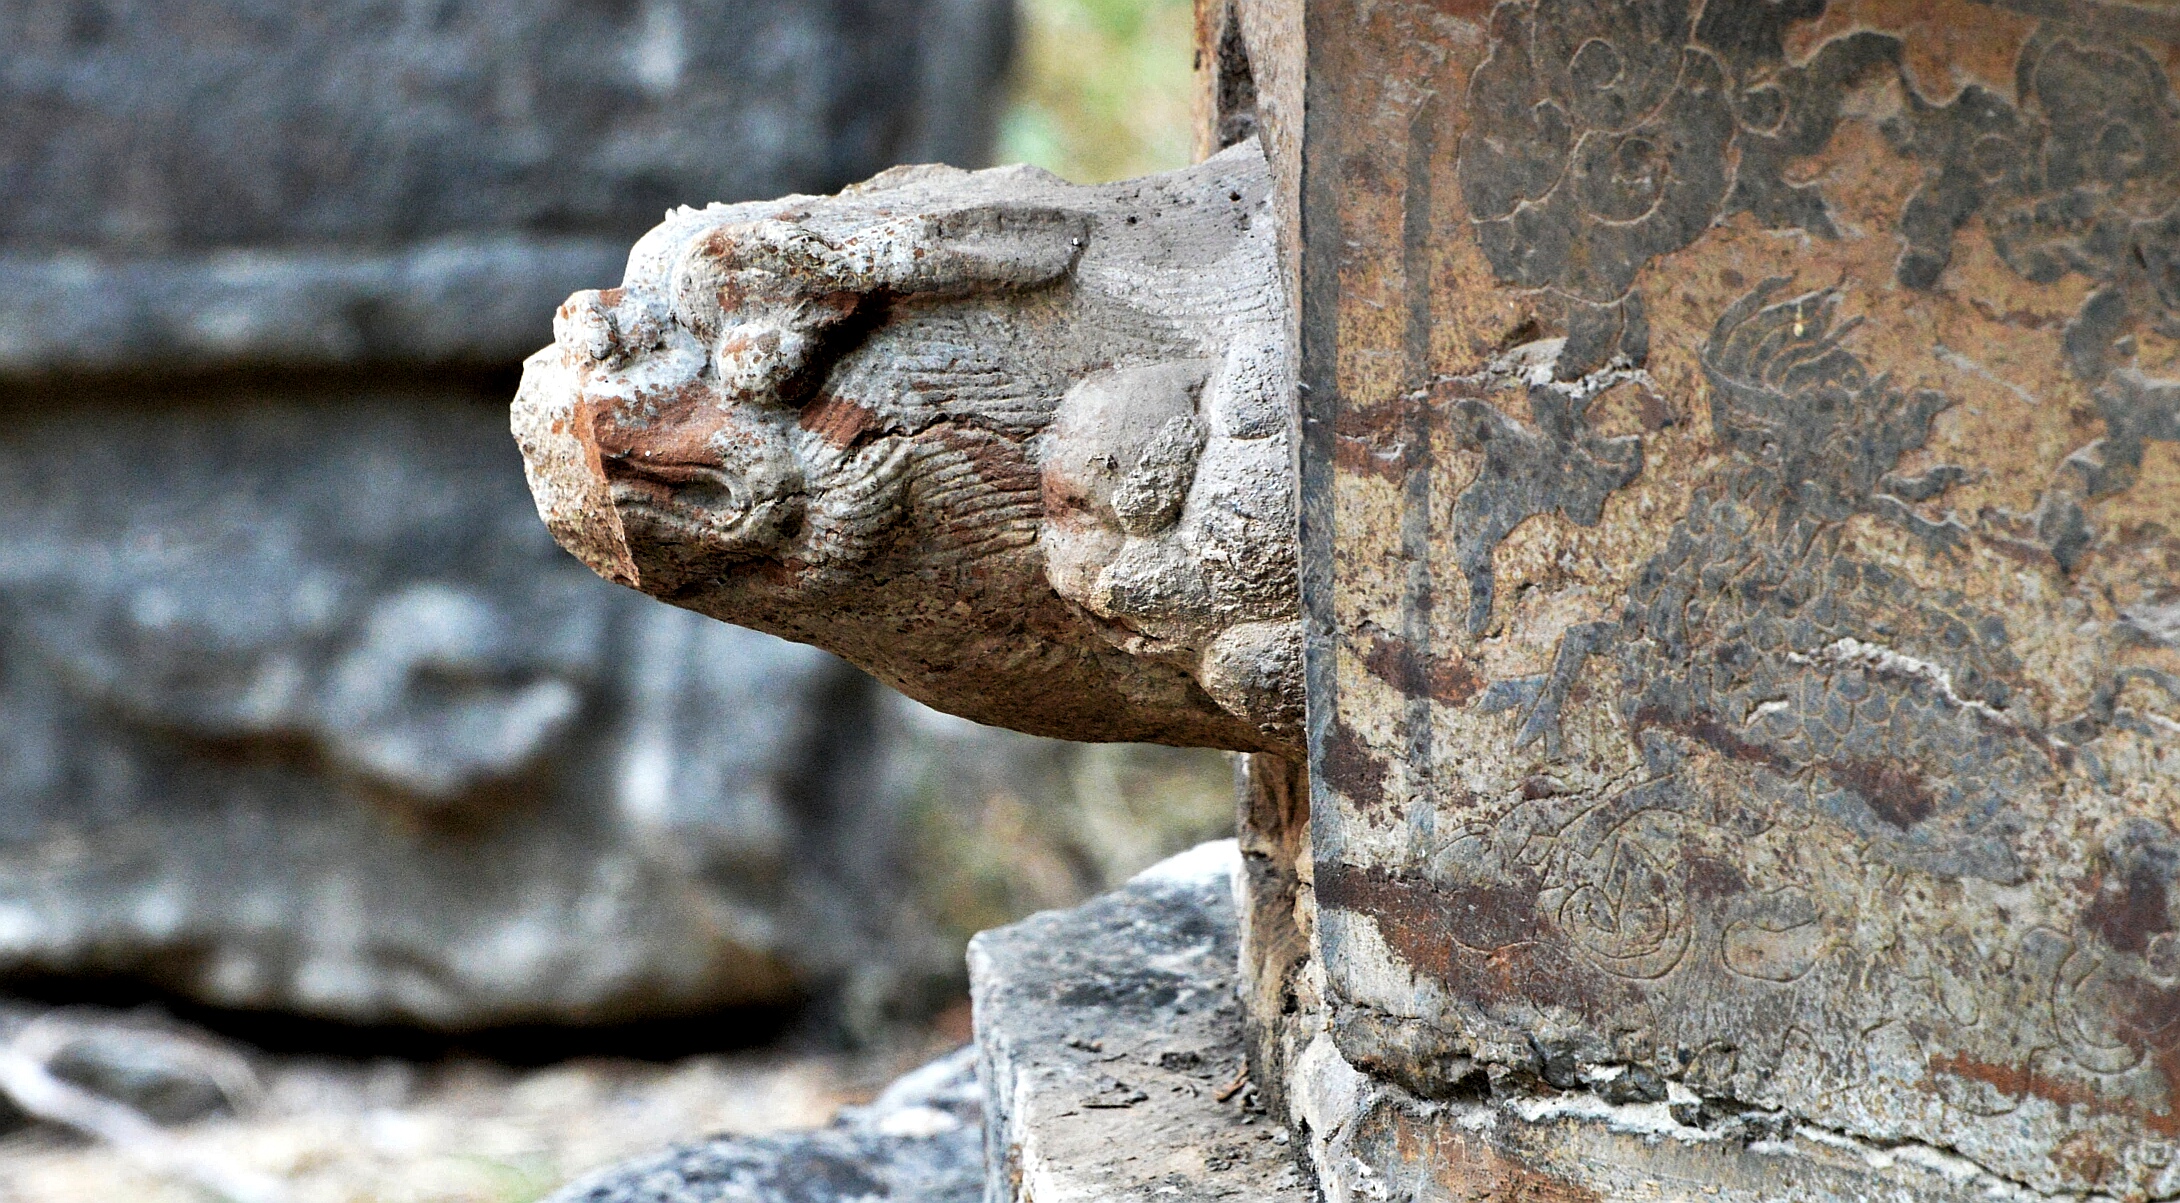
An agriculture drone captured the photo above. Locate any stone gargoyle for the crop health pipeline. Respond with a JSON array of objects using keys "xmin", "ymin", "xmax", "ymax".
[{"xmin": 511, "ymin": 142, "xmax": 1298, "ymax": 753}]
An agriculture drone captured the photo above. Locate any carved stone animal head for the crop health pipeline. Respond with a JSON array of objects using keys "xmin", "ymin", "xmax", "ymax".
[{"xmin": 513, "ymin": 143, "xmax": 1299, "ymax": 753}]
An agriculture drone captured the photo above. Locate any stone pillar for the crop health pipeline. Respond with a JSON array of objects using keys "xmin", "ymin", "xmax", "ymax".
[{"xmin": 1280, "ymin": 1, "xmax": 2180, "ymax": 1198}]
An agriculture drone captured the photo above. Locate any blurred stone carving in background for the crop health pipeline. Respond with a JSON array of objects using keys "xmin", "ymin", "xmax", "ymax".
[{"xmin": 0, "ymin": 0, "xmax": 1229, "ymax": 1035}]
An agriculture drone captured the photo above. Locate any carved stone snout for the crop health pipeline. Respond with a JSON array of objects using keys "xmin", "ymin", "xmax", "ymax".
[{"xmin": 511, "ymin": 142, "xmax": 1300, "ymax": 753}]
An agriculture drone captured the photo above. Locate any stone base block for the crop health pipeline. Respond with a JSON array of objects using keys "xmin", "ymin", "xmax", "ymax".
[{"xmin": 969, "ymin": 840, "xmax": 1309, "ymax": 1202}]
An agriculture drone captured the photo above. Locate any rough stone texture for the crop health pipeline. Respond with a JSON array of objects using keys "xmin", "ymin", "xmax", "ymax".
[
  {"xmin": 1295, "ymin": 0, "xmax": 2180, "ymax": 1198},
  {"xmin": 0, "ymin": 0, "xmax": 1012, "ymax": 374},
  {"xmin": 1290, "ymin": 1028, "xmax": 2069, "ymax": 1203},
  {"xmin": 1196, "ymin": 0, "xmax": 1302, "ymax": 352},
  {"xmin": 969, "ymin": 840, "xmax": 1308, "ymax": 1202},
  {"xmin": 543, "ymin": 1046, "xmax": 982, "ymax": 1203},
  {"xmin": 1229, "ymin": 752, "xmax": 1310, "ymax": 1126},
  {"xmin": 512, "ymin": 142, "xmax": 1302, "ymax": 755}
]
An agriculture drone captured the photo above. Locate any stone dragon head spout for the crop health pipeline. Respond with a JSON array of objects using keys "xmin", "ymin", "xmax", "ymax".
[{"xmin": 512, "ymin": 144, "xmax": 1300, "ymax": 753}]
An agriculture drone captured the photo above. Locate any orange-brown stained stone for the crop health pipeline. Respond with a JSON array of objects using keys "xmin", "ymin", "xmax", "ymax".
[{"xmin": 1300, "ymin": 0, "xmax": 2180, "ymax": 1196}]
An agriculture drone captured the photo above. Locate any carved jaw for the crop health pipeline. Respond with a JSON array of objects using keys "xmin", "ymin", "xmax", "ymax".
[
  {"xmin": 515, "ymin": 192, "xmax": 1092, "ymax": 595},
  {"xmin": 514, "ymin": 280, "xmax": 812, "ymax": 591}
]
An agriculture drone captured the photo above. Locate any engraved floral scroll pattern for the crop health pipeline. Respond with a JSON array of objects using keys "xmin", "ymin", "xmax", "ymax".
[
  {"xmin": 1457, "ymin": 0, "xmax": 1902, "ymax": 378},
  {"xmin": 1889, "ymin": 25, "xmax": 2180, "ymax": 383},
  {"xmin": 1447, "ymin": 9, "xmax": 2179, "ymax": 882}
]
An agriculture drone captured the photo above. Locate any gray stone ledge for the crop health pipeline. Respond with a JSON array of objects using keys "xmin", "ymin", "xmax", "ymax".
[
  {"xmin": 970, "ymin": 840, "xmax": 1311, "ymax": 1203},
  {"xmin": 535, "ymin": 840, "xmax": 1316, "ymax": 1203},
  {"xmin": 0, "ymin": 239, "xmax": 626, "ymax": 376}
]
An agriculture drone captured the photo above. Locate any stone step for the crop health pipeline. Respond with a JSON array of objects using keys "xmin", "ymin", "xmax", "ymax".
[{"xmin": 970, "ymin": 840, "xmax": 1309, "ymax": 1202}]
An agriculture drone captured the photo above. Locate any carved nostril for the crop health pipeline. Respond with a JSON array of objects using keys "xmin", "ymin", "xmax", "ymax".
[{"xmin": 673, "ymin": 477, "xmax": 740, "ymax": 517}]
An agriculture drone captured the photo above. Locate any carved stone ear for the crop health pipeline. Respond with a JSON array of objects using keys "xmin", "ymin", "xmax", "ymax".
[
  {"xmin": 669, "ymin": 221, "xmax": 860, "ymax": 341},
  {"xmin": 852, "ymin": 205, "xmax": 1090, "ymax": 296}
]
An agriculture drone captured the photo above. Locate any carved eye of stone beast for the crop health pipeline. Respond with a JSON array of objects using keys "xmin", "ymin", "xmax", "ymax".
[{"xmin": 512, "ymin": 143, "xmax": 1301, "ymax": 754}]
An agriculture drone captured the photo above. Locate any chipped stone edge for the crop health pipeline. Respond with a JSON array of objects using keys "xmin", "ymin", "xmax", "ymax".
[{"xmin": 1291, "ymin": 1030, "xmax": 2147, "ymax": 1203}]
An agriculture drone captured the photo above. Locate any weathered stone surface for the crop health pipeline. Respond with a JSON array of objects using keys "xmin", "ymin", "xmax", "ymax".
[
  {"xmin": 0, "ymin": 0, "xmax": 1012, "ymax": 374},
  {"xmin": 0, "ymin": 389, "xmax": 835, "ymax": 1024},
  {"xmin": 1228, "ymin": 752, "xmax": 1310, "ymax": 1126},
  {"xmin": 511, "ymin": 142, "xmax": 1301, "ymax": 755},
  {"xmin": 1294, "ymin": 0, "xmax": 2180, "ymax": 1197},
  {"xmin": 969, "ymin": 840, "xmax": 1308, "ymax": 1202},
  {"xmin": 544, "ymin": 1046, "xmax": 982, "ymax": 1203},
  {"xmin": 537, "ymin": 843, "xmax": 1303, "ymax": 1203}
]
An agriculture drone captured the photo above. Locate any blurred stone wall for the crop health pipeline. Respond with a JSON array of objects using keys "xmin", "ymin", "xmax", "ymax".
[
  {"xmin": 0, "ymin": 0, "xmax": 1230, "ymax": 1035},
  {"xmin": 0, "ymin": 0, "xmax": 1013, "ymax": 373}
]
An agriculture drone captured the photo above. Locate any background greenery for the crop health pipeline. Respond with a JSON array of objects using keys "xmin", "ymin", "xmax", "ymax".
[{"xmin": 999, "ymin": 0, "xmax": 1196, "ymax": 183}]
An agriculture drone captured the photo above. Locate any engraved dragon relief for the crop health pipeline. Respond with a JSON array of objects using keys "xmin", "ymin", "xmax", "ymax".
[
  {"xmin": 1606, "ymin": 283, "xmax": 2034, "ymax": 880},
  {"xmin": 512, "ymin": 142, "xmax": 1301, "ymax": 753},
  {"xmin": 1468, "ymin": 284, "xmax": 2039, "ymax": 944},
  {"xmin": 1355, "ymin": 282, "xmax": 2180, "ymax": 1195},
  {"xmin": 1341, "ymin": 281, "xmax": 2024, "ymax": 989}
]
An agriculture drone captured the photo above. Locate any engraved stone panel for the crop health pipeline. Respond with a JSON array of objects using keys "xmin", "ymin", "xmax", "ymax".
[{"xmin": 1300, "ymin": 1, "xmax": 2180, "ymax": 1195}]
